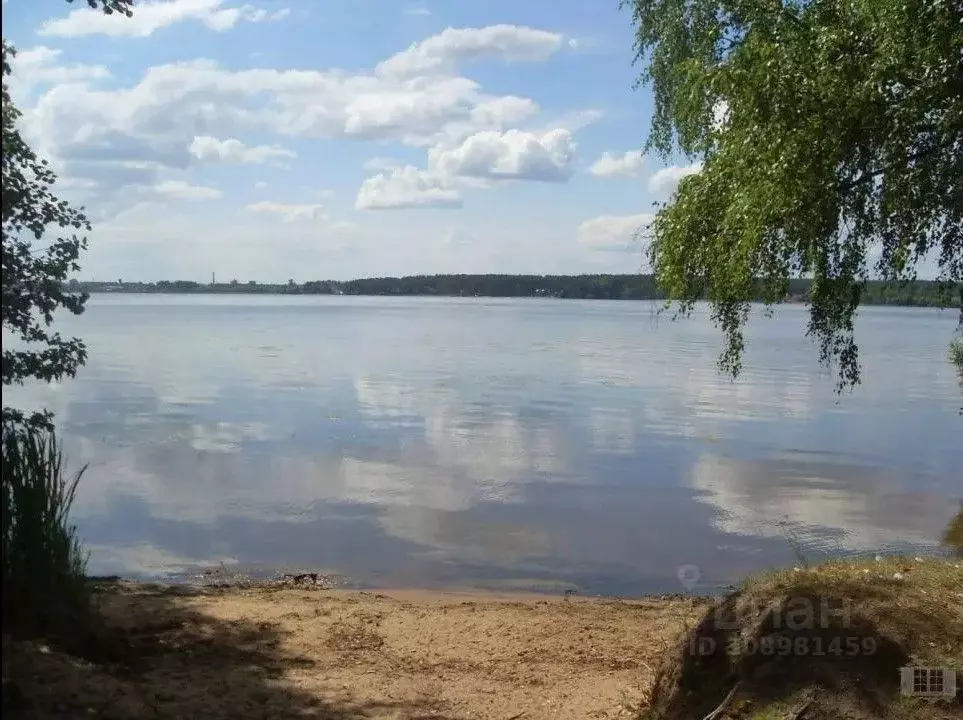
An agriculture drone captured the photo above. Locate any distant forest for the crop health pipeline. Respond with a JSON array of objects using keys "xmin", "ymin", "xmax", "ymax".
[{"xmin": 68, "ymin": 275, "xmax": 960, "ymax": 307}]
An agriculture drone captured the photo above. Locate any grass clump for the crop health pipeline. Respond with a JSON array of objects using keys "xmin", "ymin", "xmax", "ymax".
[
  {"xmin": 1, "ymin": 421, "xmax": 90, "ymax": 642},
  {"xmin": 640, "ymin": 556, "xmax": 963, "ymax": 720}
]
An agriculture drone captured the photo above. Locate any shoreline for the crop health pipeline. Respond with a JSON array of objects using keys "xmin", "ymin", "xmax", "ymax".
[
  {"xmin": 93, "ymin": 574, "xmax": 710, "ymax": 604},
  {"xmin": 87, "ymin": 565, "xmax": 735, "ymax": 601},
  {"xmin": 74, "ymin": 289, "xmax": 960, "ymax": 309}
]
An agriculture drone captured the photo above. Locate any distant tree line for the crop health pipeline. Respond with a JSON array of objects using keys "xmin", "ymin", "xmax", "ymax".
[
  {"xmin": 67, "ymin": 275, "xmax": 959, "ymax": 307},
  {"xmin": 336, "ymin": 274, "xmax": 663, "ymax": 299}
]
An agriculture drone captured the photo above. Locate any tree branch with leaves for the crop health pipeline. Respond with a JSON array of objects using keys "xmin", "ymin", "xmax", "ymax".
[{"xmin": 623, "ymin": 0, "xmax": 962, "ymax": 389}]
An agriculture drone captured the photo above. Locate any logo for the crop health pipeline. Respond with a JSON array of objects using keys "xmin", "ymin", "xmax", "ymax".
[
  {"xmin": 676, "ymin": 564, "xmax": 869, "ymax": 659},
  {"xmin": 900, "ymin": 667, "xmax": 958, "ymax": 699}
]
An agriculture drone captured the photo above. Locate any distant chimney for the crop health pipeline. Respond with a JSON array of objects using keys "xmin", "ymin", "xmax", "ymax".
[{"xmin": 212, "ymin": 272, "xmax": 216, "ymax": 286}]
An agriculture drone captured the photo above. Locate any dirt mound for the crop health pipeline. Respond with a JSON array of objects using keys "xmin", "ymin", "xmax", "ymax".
[{"xmin": 643, "ymin": 557, "xmax": 963, "ymax": 720}]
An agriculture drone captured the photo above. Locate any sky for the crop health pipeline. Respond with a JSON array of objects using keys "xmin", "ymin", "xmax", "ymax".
[{"xmin": 2, "ymin": 0, "xmax": 703, "ymax": 283}]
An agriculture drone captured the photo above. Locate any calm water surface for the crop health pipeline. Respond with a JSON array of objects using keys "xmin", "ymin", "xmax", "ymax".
[{"xmin": 6, "ymin": 295, "xmax": 962, "ymax": 594}]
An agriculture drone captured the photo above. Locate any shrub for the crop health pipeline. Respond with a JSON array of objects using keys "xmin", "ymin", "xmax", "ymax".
[
  {"xmin": 950, "ymin": 337, "xmax": 963, "ymax": 376},
  {"xmin": 1, "ymin": 422, "xmax": 89, "ymax": 640}
]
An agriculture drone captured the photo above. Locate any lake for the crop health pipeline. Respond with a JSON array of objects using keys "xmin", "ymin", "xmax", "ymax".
[{"xmin": 5, "ymin": 295, "xmax": 961, "ymax": 595}]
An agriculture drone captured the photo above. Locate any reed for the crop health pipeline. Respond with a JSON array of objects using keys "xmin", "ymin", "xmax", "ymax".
[{"xmin": 1, "ymin": 423, "xmax": 89, "ymax": 639}]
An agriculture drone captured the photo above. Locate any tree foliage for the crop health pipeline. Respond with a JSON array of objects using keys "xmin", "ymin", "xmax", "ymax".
[{"xmin": 623, "ymin": 0, "xmax": 963, "ymax": 388}]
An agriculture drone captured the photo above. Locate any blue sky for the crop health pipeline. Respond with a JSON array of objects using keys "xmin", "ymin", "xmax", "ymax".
[{"xmin": 3, "ymin": 0, "xmax": 702, "ymax": 282}]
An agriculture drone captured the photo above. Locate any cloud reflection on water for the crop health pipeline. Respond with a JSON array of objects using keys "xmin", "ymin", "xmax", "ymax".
[
  {"xmin": 3, "ymin": 296, "xmax": 959, "ymax": 592},
  {"xmin": 689, "ymin": 453, "xmax": 953, "ymax": 558}
]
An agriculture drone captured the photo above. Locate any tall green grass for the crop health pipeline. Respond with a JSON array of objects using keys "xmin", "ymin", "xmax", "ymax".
[{"xmin": 1, "ymin": 423, "xmax": 89, "ymax": 640}]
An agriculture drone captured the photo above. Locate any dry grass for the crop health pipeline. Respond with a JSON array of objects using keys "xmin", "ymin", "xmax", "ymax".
[{"xmin": 641, "ymin": 556, "xmax": 963, "ymax": 720}]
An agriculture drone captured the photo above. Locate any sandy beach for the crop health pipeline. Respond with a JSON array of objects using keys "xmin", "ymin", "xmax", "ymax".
[{"xmin": 4, "ymin": 582, "xmax": 708, "ymax": 719}]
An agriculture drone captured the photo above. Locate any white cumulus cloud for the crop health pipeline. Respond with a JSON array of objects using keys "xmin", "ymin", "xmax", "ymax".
[
  {"xmin": 430, "ymin": 128, "xmax": 575, "ymax": 182},
  {"xmin": 27, "ymin": 55, "xmax": 545, "ymax": 154},
  {"xmin": 577, "ymin": 213, "xmax": 654, "ymax": 252},
  {"xmin": 376, "ymin": 24, "xmax": 566, "ymax": 78},
  {"xmin": 39, "ymin": 0, "xmax": 287, "ymax": 38},
  {"xmin": 8, "ymin": 47, "xmax": 111, "ymax": 91},
  {"xmin": 189, "ymin": 136, "xmax": 295, "ymax": 164},
  {"xmin": 647, "ymin": 162, "xmax": 703, "ymax": 194},
  {"xmin": 589, "ymin": 150, "xmax": 644, "ymax": 178},
  {"xmin": 19, "ymin": 22, "xmax": 593, "ymax": 222},
  {"xmin": 20, "ymin": 19, "xmax": 581, "ymax": 202},
  {"xmin": 24, "ymin": 60, "xmax": 542, "ymax": 198},
  {"xmin": 355, "ymin": 166, "xmax": 462, "ymax": 210}
]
